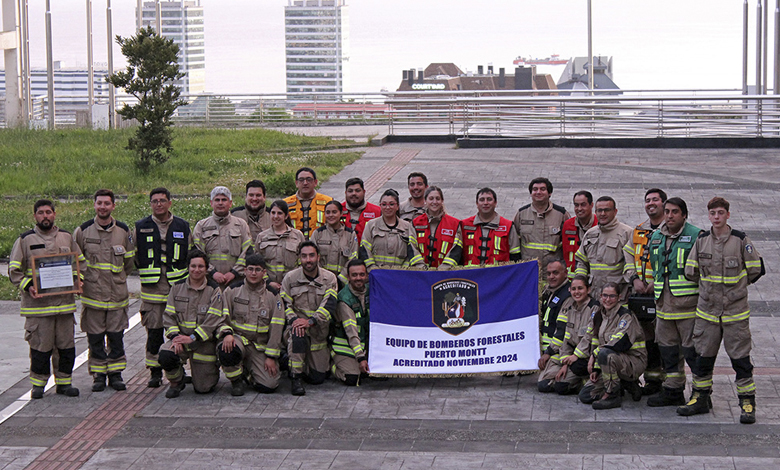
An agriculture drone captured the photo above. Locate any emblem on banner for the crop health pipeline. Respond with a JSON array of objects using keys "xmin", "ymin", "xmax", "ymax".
[{"xmin": 431, "ymin": 278, "xmax": 479, "ymax": 335}]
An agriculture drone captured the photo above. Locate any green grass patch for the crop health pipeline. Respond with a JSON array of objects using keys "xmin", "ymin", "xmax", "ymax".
[
  {"xmin": 0, "ymin": 127, "xmax": 361, "ymax": 197},
  {"xmin": 0, "ymin": 127, "xmax": 363, "ymax": 258},
  {"xmin": 0, "ymin": 275, "xmax": 20, "ymax": 301}
]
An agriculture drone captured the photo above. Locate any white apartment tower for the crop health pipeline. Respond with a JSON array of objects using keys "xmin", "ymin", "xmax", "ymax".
[
  {"xmin": 285, "ymin": 0, "xmax": 350, "ymax": 98},
  {"xmin": 140, "ymin": 1, "xmax": 205, "ymax": 95}
]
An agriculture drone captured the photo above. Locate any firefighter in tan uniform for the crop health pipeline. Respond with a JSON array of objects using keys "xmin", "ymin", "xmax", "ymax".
[
  {"xmin": 281, "ymin": 241, "xmax": 338, "ymax": 396},
  {"xmin": 193, "ymin": 186, "xmax": 253, "ymax": 290},
  {"xmin": 579, "ymin": 283, "xmax": 647, "ymax": 409},
  {"xmin": 311, "ymin": 200, "xmax": 358, "ymax": 286},
  {"xmin": 574, "ymin": 196, "xmax": 633, "ymax": 300},
  {"xmin": 159, "ymin": 250, "xmax": 226, "ymax": 398},
  {"xmin": 74, "ymin": 189, "xmax": 135, "ymax": 392},
  {"xmin": 255, "ymin": 200, "xmax": 305, "ymax": 293},
  {"xmin": 133, "ymin": 187, "xmax": 191, "ymax": 388},
  {"xmin": 360, "ymin": 189, "xmax": 425, "ymax": 270},
  {"xmin": 399, "ymin": 172, "xmax": 428, "ymax": 222},
  {"xmin": 284, "ymin": 167, "xmax": 333, "ymax": 240},
  {"xmin": 678, "ymin": 197, "xmax": 764, "ymax": 424},
  {"xmin": 515, "ymin": 177, "xmax": 570, "ymax": 264},
  {"xmin": 646, "ymin": 198, "xmax": 702, "ymax": 407},
  {"xmin": 332, "ymin": 260, "xmax": 371, "ymax": 386},
  {"xmin": 622, "ymin": 188, "xmax": 667, "ymax": 396},
  {"xmin": 9, "ymin": 199, "xmax": 83, "ymax": 399},
  {"xmin": 231, "ymin": 180, "xmax": 271, "ymax": 243},
  {"xmin": 216, "ymin": 254, "xmax": 285, "ymax": 396},
  {"xmin": 538, "ymin": 275, "xmax": 599, "ymax": 395}
]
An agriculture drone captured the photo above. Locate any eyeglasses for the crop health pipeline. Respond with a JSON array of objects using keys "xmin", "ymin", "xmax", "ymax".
[
  {"xmin": 297, "ymin": 177, "xmax": 315, "ymax": 183},
  {"xmin": 245, "ymin": 267, "xmax": 265, "ymax": 273},
  {"xmin": 150, "ymin": 199, "xmax": 169, "ymax": 205},
  {"xmin": 601, "ymin": 293, "xmax": 618, "ymax": 299}
]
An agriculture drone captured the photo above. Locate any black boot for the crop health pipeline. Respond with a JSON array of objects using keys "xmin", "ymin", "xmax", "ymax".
[
  {"xmin": 108, "ymin": 373, "xmax": 126, "ymax": 391},
  {"xmin": 739, "ymin": 395, "xmax": 756, "ymax": 424},
  {"xmin": 230, "ymin": 379, "xmax": 245, "ymax": 397},
  {"xmin": 622, "ymin": 379, "xmax": 643, "ymax": 402},
  {"xmin": 677, "ymin": 389, "xmax": 711, "ymax": 416},
  {"xmin": 290, "ymin": 375, "xmax": 306, "ymax": 396},
  {"xmin": 165, "ymin": 381, "xmax": 185, "ymax": 398},
  {"xmin": 592, "ymin": 390, "xmax": 622, "ymax": 410},
  {"xmin": 92, "ymin": 373, "xmax": 107, "ymax": 392},
  {"xmin": 647, "ymin": 387, "xmax": 685, "ymax": 407},
  {"xmin": 31, "ymin": 386, "xmax": 45, "ymax": 399},
  {"xmin": 641, "ymin": 379, "xmax": 663, "ymax": 396},
  {"xmin": 56, "ymin": 384, "xmax": 80, "ymax": 397},
  {"xmin": 147, "ymin": 368, "xmax": 163, "ymax": 388}
]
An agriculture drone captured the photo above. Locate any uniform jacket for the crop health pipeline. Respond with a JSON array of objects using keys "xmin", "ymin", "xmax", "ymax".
[
  {"xmin": 648, "ymin": 221, "xmax": 701, "ymax": 320},
  {"xmin": 193, "ymin": 212, "xmax": 252, "ymax": 279},
  {"xmin": 219, "ymin": 280, "xmax": 285, "ymax": 358},
  {"xmin": 310, "ymin": 223, "xmax": 358, "ymax": 285},
  {"xmin": 562, "ymin": 215, "xmax": 597, "ymax": 277},
  {"xmin": 456, "ymin": 214, "xmax": 520, "ymax": 266},
  {"xmin": 685, "ymin": 226, "xmax": 763, "ymax": 322},
  {"xmin": 360, "ymin": 217, "xmax": 424, "ymax": 269},
  {"xmin": 163, "ymin": 278, "xmax": 225, "ymax": 342},
  {"xmin": 623, "ymin": 218, "xmax": 665, "ymax": 284},
  {"xmin": 540, "ymin": 281, "xmax": 571, "ymax": 352},
  {"xmin": 547, "ymin": 296, "xmax": 600, "ymax": 361},
  {"xmin": 284, "ymin": 192, "xmax": 332, "ymax": 240},
  {"xmin": 575, "ymin": 217, "xmax": 633, "ymax": 299},
  {"xmin": 255, "ymin": 226, "xmax": 305, "ymax": 284},
  {"xmin": 399, "ymin": 197, "xmax": 425, "ymax": 222},
  {"xmin": 231, "ymin": 206, "xmax": 271, "ymax": 243},
  {"xmin": 333, "ymin": 284, "xmax": 369, "ymax": 361},
  {"xmin": 590, "ymin": 304, "xmax": 647, "ymax": 369},
  {"xmin": 413, "ymin": 211, "xmax": 461, "ymax": 268},
  {"xmin": 134, "ymin": 214, "xmax": 190, "ymax": 304},
  {"xmin": 74, "ymin": 217, "xmax": 135, "ymax": 310},
  {"xmin": 280, "ymin": 266, "xmax": 338, "ymax": 326},
  {"xmin": 342, "ymin": 201, "xmax": 380, "ymax": 243},
  {"xmin": 9, "ymin": 226, "xmax": 84, "ymax": 317},
  {"xmin": 515, "ymin": 202, "xmax": 570, "ymax": 262}
]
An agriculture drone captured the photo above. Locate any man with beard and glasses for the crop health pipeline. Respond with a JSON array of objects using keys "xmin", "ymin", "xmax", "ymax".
[{"xmin": 341, "ymin": 177, "xmax": 380, "ymax": 243}]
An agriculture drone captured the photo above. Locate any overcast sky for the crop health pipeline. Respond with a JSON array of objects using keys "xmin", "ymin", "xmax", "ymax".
[{"xmin": 21, "ymin": 0, "xmax": 764, "ymax": 93}]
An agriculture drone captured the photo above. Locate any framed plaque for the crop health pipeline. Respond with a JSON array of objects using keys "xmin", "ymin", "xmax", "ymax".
[{"xmin": 31, "ymin": 252, "xmax": 81, "ymax": 297}]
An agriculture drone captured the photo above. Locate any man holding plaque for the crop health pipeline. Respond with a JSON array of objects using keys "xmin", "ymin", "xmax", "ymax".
[
  {"xmin": 9, "ymin": 199, "xmax": 83, "ymax": 399},
  {"xmin": 74, "ymin": 189, "xmax": 135, "ymax": 393}
]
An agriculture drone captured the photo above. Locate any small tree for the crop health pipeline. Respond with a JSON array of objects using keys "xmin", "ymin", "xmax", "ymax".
[{"xmin": 106, "ymin": 27, "xmax": 188, "ymax": 172}]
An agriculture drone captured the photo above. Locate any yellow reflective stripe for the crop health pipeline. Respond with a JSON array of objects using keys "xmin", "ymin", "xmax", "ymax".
[
  {"xmin": 407, "ymin": 254, "xmax": 424, "ymax": 265},
  {"xmin": 630, "ymin": 341, "xmax": 646, "ymax": 349},
  {"xmin": 140, "ymin": 292, "xmax": 168, "ymax": 302},
  {"xmin": 737, "ymin": 383, "xmax": 756, "ymax": 393},
  {"xmin": 124, "ymin": 250, "xmax": 136, "ymax": 259},
  {"xmin": 342, "ymin": 318, "xmax": 357, "ymax": 328},
  {"xmin": 9, "ymin": 260, "xmax": 22, "ymax": 269},
  {"xmin": 310, "ymin": 342, "xmax": 328, "ymax": 351},
  {"xmin": 522, "ymin": 242, "xmax": 558, "ymax": 251},
  {"xmin": 331, "ymin": 345, "xmax": 355, "ymax": 356},
  {"xmin": 696, "ymin": 309, "xmax": 750, "ymax": 323},
  {"xmin": 85, "ymin": 261, "xmax": 125, "ymax": 273},
  {"xmin": 224, "ymin": 368, "xmax": 243, "ymax": 379},
  {"xmin": 745, "ymin": 260, "xmax": 761, "ymax": 268},
  {"xmin": 509, "ymin": 246, "xmax": 521, "ymax": 255},
  {"xmin": 166, "ymin": 326, "xmax": 181, "ymax": 336},
  {"xmin": 270, "ymin": 317, "xmax": 285, "ymax": 325},
  {"xmin": 194, "ymin": 326, "xmax": 209, "ymax": 340},
  {"xmin": 192, "ymin": 353, "xmax": 216, "ymax": 362},
  {"xmin": 693, "ymin": 378, "xmax": 713, "ymax": 388},
  {"xmin": 20, "ymin": 303, "xmax": 77, "ymax": 315},
  {"xmin": 241, "ymin": 238, "xmax": 252, "ymax": 250},
  {"xmin": 106, "ymin": 362, "xmax": 126, "ymax": 371},
  {"xmin": 30, "ymin": 377, "xmax": 47, "ymax": 387},
  {"xmin": 20, "ymin": 277, "xmax": 33, "ymax": 290},
  {"xmin": 656, "ymin": 310, "xmax": 696, "ymax": 320},
  {"xmin": 265, "ymin": 347, "xmax": 281, "ymax": 357},
  {"xmin": 54, "ymin": 377, "xmax": 72, "ymax": 385},
  {"xmin": 701, "ymin": 270, "xmax": 747, "ymax": 284},
  {"xmin": 209, "ymin": 254, "xmax": 234, "ymax": 261},
  {"xmin": 81, "ymin": 297, "xmax": 129, "ymax": 310}
]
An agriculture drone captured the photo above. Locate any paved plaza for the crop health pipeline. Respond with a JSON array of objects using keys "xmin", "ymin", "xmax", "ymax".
[{"xmin": 1, "ymin": 139, "xmax": 780, "ymax": 469}]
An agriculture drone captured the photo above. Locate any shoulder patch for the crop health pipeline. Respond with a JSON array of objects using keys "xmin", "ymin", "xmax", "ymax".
[
  {"xmin": 80, "ymin": 219, "xmax": 96, "ymax": 231},
  {"xmin": 698, "ymin": 230, "xmax": 711, "ymax": 239},
  {"xmin": 731, "ymin": 229, "xmax": 746, "ymax": 240},
  {"xmin": 518, "ymin": 203, "xmax": 531, "ymax": 213},
  {"xmin": 344, "ymin": 226, "xmax": 354, "ymax": 233},
  {"xmin": 552, "ymin": 203, "xmax": 567, "ymax": 215},
  {"xmin": 20, "ymin": 229, "xmax": 35, "ymax": 239},
  {"xmin": 207, "ymin": 279, "xmax": 220, "ymax": 289},
  {"xmin": 115, "ymin": 221, "xmax": 129, "ymax": 232},
  {"xmin": 315, "ymin": 225, "xmax": 327, "ymax": 232}
]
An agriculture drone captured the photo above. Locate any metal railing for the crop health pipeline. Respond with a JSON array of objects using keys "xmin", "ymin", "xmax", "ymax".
[
  {"xmin": 384, "ymin": 91, "xmax": 780, "ymax": 139},
  {"xmin": 7, "ymin": 89, "xmax": 780, "ymax": 140}
]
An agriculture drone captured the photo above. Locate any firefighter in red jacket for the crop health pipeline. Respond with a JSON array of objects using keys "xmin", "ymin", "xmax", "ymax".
[
  {"xmin": 341, "ymin": 177, "xmax": 380, "ymax": 244},
  {"xmin": 562, "ymin": 191, "xmax": 597, "ymax": 278},
  {"xmin": 413, "ymin": 186, "xmax": 461, "ymax": 268},
  {"xmin": 443, "ymin": 188, "xmax": 520, "ymax": 266}
]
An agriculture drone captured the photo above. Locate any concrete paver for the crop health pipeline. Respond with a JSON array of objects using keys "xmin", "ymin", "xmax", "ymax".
[{"xmin": 2, "ymin": 139, "xmax": 780, "ymax": 468}]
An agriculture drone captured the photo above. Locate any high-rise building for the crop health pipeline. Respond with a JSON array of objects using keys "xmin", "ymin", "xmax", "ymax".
[
  {"xmin": 285, "ymin": 0, "xmax": 350, "ymax": 99},
  {"xmin": 140, "ymin": 1, "xmax": 205, "ymax": 95}
]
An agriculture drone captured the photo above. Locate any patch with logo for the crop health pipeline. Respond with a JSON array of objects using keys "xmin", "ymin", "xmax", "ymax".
[
  {"xmin": 520, "ymin": 220, "xmax": 534, "ymax": 225},
  {"xmin": 494, "ymin": 225, "xmax": 507, "ymax": 232},
  {"xmin": 550, "ymin": 227, "xmax": 560, "ymax": 234},
  {"xmin": 173, "ymin": 231, "xmax": 185, "ymax": 239},
  {"xmin": 726, "ymin": 259, "xmax": 739, "ymax": 268},
  {"xmin": 140, "ymin": 228, "xmax": 154, "ymax": 233},
  {"xmin": 364, "ymin": 212, "xmax": 376, "ymax": 218},
  {"xmin": 679, "ymin": 235, "xmax": 692, "ymax": 243},
  {"xmin": 432, "ymin": 279, "xmax": 479, "ymax": 336},
  {"xmin": 551, "ymin": 296, "xmax": 560, "ymax": 305},
  {"xmin": 746, "ymin": 244, "xmax": 754, "ymax": 253},
  {"xmin": 618, "ymin": 319, "xmax": 628, "ymax": 329},
  {"xmin": 260, "ymin": 309, "xmax": 268, "ymax": 318},
  {"xmin": 441, "ymin": 228, "xmax": 455, "ymax": 236}
]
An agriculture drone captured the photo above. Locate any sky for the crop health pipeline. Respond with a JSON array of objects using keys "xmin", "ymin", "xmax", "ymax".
[{"xmin": 19, "ymin": 0, "xmax": 765, "ymax": 94}]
